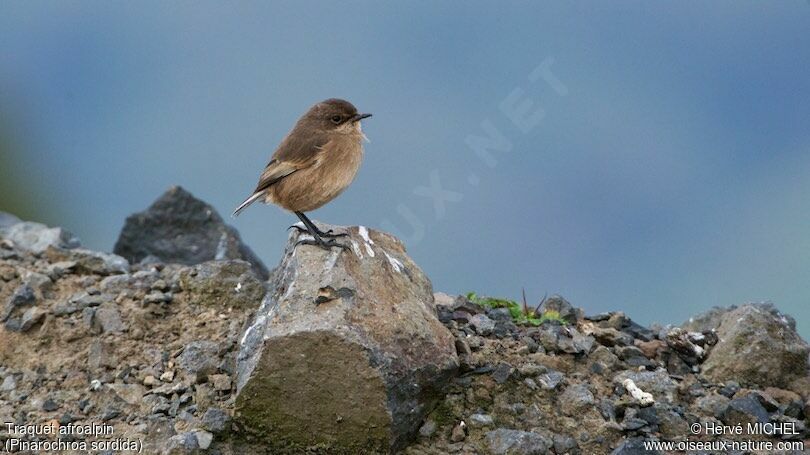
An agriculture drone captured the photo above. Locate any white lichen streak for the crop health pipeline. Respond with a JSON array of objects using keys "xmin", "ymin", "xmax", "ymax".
[
  {"xmin": 384, "ymin": 252, "xmax": 404, "ymax": 273},
  {"xmin": 623, "ymin": 379, "xmax": 655, "ymax": 406},
  {"xmin": 240, "ymin": 314, "xmax": 266, "ymax": 346},
  {"xmin": 322, "ymin": 249, "xmax": 340, "ymax": 272},
  {"xmin": 357, "ymin": 226, "xmax": 375, "ymax": 257},
  {"xmin": 350, "ymin": 240, "xmax": 363, "ymax": 258}
]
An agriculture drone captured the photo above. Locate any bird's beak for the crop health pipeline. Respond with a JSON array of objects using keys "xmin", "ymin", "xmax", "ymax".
[{"xmin": 351, "ymin": 113, "xmax": 372, "ymax": 122}]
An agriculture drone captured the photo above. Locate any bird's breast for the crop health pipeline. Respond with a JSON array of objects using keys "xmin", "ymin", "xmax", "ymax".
[{"xmin": 268, "ymin": 136, "xmax": 364, "ymax": 212}]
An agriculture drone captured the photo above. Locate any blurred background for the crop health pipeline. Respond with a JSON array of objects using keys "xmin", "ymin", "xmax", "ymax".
[{"xmin": 1, "ymin": 2, "xmax": 809, "ymax": 336}]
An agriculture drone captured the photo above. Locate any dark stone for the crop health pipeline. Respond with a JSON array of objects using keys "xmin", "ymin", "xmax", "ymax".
[
  {"xmin": 42, "ymin": 398, "xmax": 60, "ymax": 412},
  {"xmin": 177, "ymin": 341, "xmax": 221, "ymax": 383},
  {"xmin": 491, "ymin": 363, "xmax": 514, "ymax": 384},
  {"xmin": 2, "ymin": 285, "xmax": 36, "ymax": 322},
  {"xmin": 486, "ymin": 307, "xmax": 513, "ymax": 322},
  {"xmin": 201, "ymin": 408, "xmax": 231, "ymax": 434},
  {"xmin": 623, "ymin": 320, "xmax": 656, "ymax": 342},
  {"xmin": 720, "ymin": 395, "xmax": 770, "ymax": 425},
  {"xmin": 113, "ymin": 186, "xmax": 269, "ymax": 279},
  {"xmin": 537, "ymin": 294, "xmax": 582, "ymax": 324},
  {"xmin": 101, "ymin": 407, "xmax": 121, "ymax": 422},
  {"xmin": 611, "ymin": 437, "xmax": 661, "ymax": 454},
  {"xmin": 485, "ymin": 429, "xmax": 553, "ymax": 455}
]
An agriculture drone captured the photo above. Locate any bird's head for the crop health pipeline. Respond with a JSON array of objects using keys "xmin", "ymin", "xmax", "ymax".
[{"xmin": 303, "ymin": 98, "xmax": 371, "ymax": 135}]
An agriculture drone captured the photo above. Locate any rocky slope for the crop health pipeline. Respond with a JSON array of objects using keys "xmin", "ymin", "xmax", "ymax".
[{"xmin": 1, "ymin": 187, "xmax": 808, "ymax": 454}]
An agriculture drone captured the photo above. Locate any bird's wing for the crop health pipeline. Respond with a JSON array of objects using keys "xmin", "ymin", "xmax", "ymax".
[{"xmin": 253, "ymin": 130, "xmax": 329, "ymax": 193}]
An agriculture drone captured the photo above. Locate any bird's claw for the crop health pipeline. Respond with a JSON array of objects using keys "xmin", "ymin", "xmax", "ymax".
[
  {"xmin": 294, "ymin": 238, "xmax": 350, "ymax": 251},
  {"xmin": 288, "ymin": 225, "xmax": 347, "ymax": 238}
]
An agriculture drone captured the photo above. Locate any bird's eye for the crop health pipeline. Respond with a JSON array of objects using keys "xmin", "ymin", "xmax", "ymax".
[{"xmin": 330, "ymin": 115, "xmax": 342, "ymax": 124}]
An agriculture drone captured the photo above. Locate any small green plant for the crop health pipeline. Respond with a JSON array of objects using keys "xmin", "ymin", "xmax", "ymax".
[{"xmin": 465, "ymin": 289, "xmax": 566, "ymax": 326}]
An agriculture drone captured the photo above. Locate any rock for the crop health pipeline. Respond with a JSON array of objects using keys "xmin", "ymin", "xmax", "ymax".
[
  {"xmin": 469, "ymin": 313, "xmax": 495, "ymax": 336},
  {"xmin": 113, "ymin": 186, "xmax": 268, "ymax": 279},
  {"xmin": 21, "ymin": 271, "xmax": 53, "ymax": 297},
  {"xmin": 664, "ymin": 327, "xmax": 705, "ymax": 364},
  {"xmin": 42, "ymin": 398, "xmax": 60, "ymax": 411},
  {"xmin": 590, "ymin": 327, "xmax": 634, "ymax": 347},
  {"xmin": 93, "ymin": 305, "xmax": 125, "ymax": 333},
  {"xmin": 695, "ymin": 393, "xmax": 730, "ymax": 418},
  {"xmin": 235, "ymin": 224, "xmax": 458, "ymax": 453},
  {"xmin": 681, "ymin": 306, "xmax": 731, "ymax": 332},
  {"xmin": 418, "ymin": 419, "xmax": 437, "ymax": 438},
  {"xmin": 43, "ymin": 248, "xmax": 130, "ymax": 276},
  {"xmin": 108, "ymin": 383, "xmax": 146, "ymax": 406},
  {"xmin": 0, "ymin": 211, "xmax": 21, "ymax": 228},
  {"xmin": 19, "ymin": 307, "xmax": 45, "ymax": 332},
  {"xmin": 635, "ymin": 339, "xmax": 667, "ymax": 359},
  {"xmin": 485, "ymin": 428, "xmax": 553, "ymax": 455},
  {"xmin": 614, "ymin": 369, "xmax": 677, "ymax": 404},
  {"xmin": 2, "ymin": 284, "xmax": 36, "ymax": 322},
  {"xmin": 699, "ymin": 303, "xmax": 809, "ymax": 388},
  {"xmin": 177, "ymin": 341, "xmax": 220, "ymax": 382},
  {"xmin": 537, "ymin": 294, "xmax": 582, "ymax": 324},
  {"xmin": 193, "ymin": 430, "xmax": 213, "ymax": 450},
  {"xmin": 209, "ymin": 374, "xmax": 231, "ymax": 392},
  {"xmin": 201, "ymin": 408, "xmax": 231, "ymax": 434},
  {"xmin": 178, "ymin": 260, "xmax": 265, "ymax": 308},
  {"xmin": 491, "ymin": 363, "xmax": 514, "ymax": 384},
  {"xmin": 720, "ymin": 394, "xmax": 770, "ymax": 425},
  {"xmin": 0, "ymin": 221, "xmax": 80, "ymax": 253},
  {"xmin": 536, "ymin": 370, "xmax": 565, "ymax": 390},
  {"xmin": 559, "ymin": 383, "xmax": 595, "ymax": 415},
  {"xmin": 553, "ymin": 434, "xmax": 578, "ymax": 454},
  {"xmin": 450, "ymin": 421, "xmax": 466, "ymax": 442},
  {"xmin": 622, "ymin": 320, "xmax": 656, "ymax": 342},
  {"xmin": 469, "ymin": 413, "xmax": 494, "ymax": 428},
  {"xmin": 88, "ymin": 340, "xmax": 117, "ymax": 370},
  {"xmin": 611, "ymin": 437, "xmax": 661, "ymax": 454},
  {"xmin": 718, "ymin": 381, "xmax": 740, "ymax": 398},
  {"xmin": 163, "ymin": 432, "xmax": 198, "ymax": 453},
  {"xmin": 1, "ymin": 375, "xmax": 17, "ymax": 392}
]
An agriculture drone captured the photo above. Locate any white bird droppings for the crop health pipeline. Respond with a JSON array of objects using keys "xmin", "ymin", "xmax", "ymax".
[
  {"xmin": 623, "ymin": 379, "xmax": 654, "ymax": 406},
  {"xmin": 358, "ymin": 226, "xmax": 375, "ymax": 257},
  {"xmin": 384, "ymin": 252, "xmax": 404, "ymax": 273}
]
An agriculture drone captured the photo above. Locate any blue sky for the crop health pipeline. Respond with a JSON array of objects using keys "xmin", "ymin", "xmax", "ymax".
[{"xmin": 1, "ymin": 2, "xmax": 809, "ymax": 336}]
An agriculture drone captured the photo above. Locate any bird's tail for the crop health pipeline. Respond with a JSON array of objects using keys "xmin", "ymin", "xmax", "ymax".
[{"xmin": 232, "ymin": 192, "xmax": 264, "ymax": 217}]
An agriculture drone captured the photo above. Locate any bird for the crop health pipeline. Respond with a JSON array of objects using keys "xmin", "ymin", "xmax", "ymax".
[{"xmin": 233, "ymin": 98, "xmax": 371, "ymax": 250}]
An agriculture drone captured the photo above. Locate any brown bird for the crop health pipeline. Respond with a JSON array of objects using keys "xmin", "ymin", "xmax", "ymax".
[{"xmin": 233, "ymin": 98, "xmax": 371, "ymax": 250}]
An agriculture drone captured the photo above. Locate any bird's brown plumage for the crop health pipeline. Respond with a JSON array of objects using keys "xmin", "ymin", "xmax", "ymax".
[{"xmin": 233, "ymin": 98, "xmax": 368, "ymax": 216}]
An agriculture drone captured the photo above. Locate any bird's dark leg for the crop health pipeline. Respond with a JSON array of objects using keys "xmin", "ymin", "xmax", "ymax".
[
  {"xmin": 289, "ymin": 212, "xmax": 347, "ymax": 238},
  {"xmin": 292, "ymin": 212, "xmax": 349, "ymax": 251}
]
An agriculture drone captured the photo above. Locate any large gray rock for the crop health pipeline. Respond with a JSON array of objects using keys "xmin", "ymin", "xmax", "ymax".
[
  {"xmin": 113, "ymin": 186, "xmax": 268, "ymax": 279},
  {"xmin": 235, "ymin": 225, "xmax": 458, "ymax": 453},
  {"xmin": 696, "ymin": 303, "xmax": 809, "ymax": 388},
  {"xmin": 0, "ymin": 221, "xmax": 80, "ymax": 253}
]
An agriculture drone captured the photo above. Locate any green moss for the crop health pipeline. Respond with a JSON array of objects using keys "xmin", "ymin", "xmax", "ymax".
[
  {"xmin": 537, "ymin": 309, "xmax": 567, "ymax": 325},
  {"xmin": 429, "ymin": 400, "xmax": 457, "ymax": 427},
  {"xmin": 466, "ymin": 292, "xmax": 566, "ymax": 326}
]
